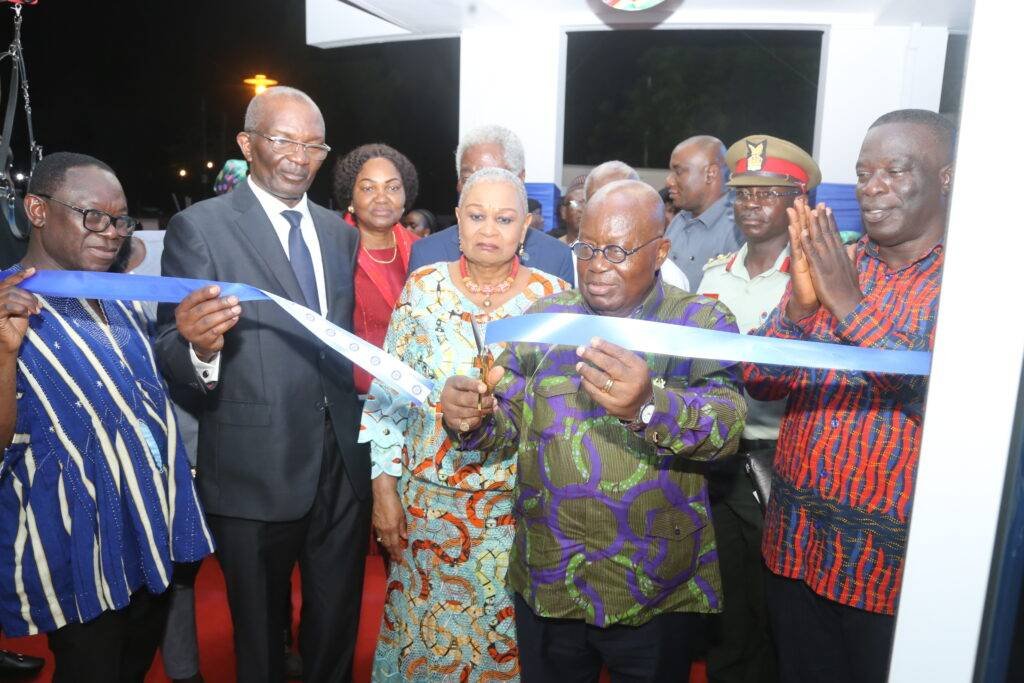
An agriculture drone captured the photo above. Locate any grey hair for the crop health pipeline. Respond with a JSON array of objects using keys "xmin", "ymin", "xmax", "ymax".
[
  {"xmin": 243, "ymin": 86, "xmax": 323, "ymax": 131},
  {"xmin": 454, "ymin": 125, "xmax": 526, "ymax": 177},
  {"xmin": 583, "ymin": 160, "xmax": 640, "ymax": 199},
  {"xmin": 458, "ymin": 167, "xmax": 528, "ymax": 216}
]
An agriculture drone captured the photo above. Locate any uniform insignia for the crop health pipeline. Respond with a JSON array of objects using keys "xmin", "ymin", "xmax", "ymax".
[
  {"xmin": 702, "ymin": 252, "xmax": 733, "ymax": 271},
  {"xmin": 746, "ymin": 140, "xmax": 766, "ymax": 171}
]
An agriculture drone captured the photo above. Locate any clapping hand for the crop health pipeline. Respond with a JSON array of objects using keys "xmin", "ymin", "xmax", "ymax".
[
  {"xmin": 575, "ymin": 337, "xmax": 652, "ymax": 421},
  {"xmin": 786, "ymin": 200, "xmax": 862, "ymax": 321}
]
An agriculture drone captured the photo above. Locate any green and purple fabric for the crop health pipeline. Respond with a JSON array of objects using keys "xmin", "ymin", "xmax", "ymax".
[{"xmin": 460, "ymin": 282, "xmax": 746, "ymax": 627}]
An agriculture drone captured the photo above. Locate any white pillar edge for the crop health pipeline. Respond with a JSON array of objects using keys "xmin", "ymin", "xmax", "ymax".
[{"xmin": 889, "ymin": 0, "xmax": 1024, "ymax": 680}]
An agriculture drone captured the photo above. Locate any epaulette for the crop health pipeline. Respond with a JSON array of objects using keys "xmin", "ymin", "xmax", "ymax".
[{"xmin": 702, "ymin": 252, "xmax": 734, "ymax": 272}]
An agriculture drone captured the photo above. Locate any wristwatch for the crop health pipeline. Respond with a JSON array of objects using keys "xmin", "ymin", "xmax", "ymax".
[{"xmin": 622, "ymin": 397, "xmax": 656, "ymax": 432}]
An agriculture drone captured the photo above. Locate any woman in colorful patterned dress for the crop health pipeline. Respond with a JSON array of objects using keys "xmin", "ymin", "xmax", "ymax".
[{"xmin": 361, "ymin": 168, "xmax": 570, "ymax": 681}]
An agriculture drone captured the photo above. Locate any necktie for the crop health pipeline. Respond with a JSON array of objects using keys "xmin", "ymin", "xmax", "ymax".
[{"xmin": 281, "ymin": 210, "xmax": 320, "ymax": 312}]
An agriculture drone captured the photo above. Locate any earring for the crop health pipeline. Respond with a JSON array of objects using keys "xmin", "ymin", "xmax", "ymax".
[
  {"xmin": 347, "ymin": 205, "xmax": 355, "ymax": 214},
  {"xmin": 517, "ymin": 242, "xmax": 525, "ymax": 256}
]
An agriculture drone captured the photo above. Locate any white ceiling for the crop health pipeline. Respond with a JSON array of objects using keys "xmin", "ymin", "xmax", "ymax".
[{"xmin": 307, "ymin": 0, "xmax": 972, "ymax": 48}]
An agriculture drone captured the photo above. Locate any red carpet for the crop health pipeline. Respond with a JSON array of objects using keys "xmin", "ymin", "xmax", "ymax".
[{"xmin": 0, "ymin": 555, "xmax": 706, "ymax": 682}]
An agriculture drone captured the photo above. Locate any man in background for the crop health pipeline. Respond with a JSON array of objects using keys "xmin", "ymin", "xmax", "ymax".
[
  {"xmin": 697, "ymin": 134, "xmax": 821, "ymax": 683},
  {"xmin": 407, "ymin": 124, "xmax": 575, "ymax": 284},
  {"xmin": 664, "ymin": 135, "xmax": 744, "ymax": 289}
]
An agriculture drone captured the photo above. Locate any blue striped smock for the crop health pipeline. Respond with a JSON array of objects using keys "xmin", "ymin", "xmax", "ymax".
[{"xmin": 0, "ymin": 268, "xmax": 214, "ymax": 636}]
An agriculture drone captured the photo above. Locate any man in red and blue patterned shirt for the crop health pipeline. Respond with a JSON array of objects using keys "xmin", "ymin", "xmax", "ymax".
[{"xmin": 743, "ymin": 109, "xmax": 955, "ymax": 683}]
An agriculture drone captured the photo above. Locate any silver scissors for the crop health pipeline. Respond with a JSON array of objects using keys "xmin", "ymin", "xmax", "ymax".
[{"xmin": 470, "ymin": 316, "xmax": 494, "ymax": 410}]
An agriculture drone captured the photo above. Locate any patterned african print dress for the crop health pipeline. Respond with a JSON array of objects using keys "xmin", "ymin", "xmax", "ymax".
[{"xmin": 360, "ymin": 263, "xmax": 568, "ymax": 682}]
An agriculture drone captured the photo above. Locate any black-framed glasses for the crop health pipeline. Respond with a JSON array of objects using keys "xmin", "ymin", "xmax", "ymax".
[
  {"xmin": 734, "ymin": 188, "xmax": 802, "ymax": 205},
  {"xmin": 571, "ymin": 235, "xmax": 662, "ymax": 264},
  {"xmin": 246, "ymin": 130, "xmax": 331, "ymax": 160},
  {"xmin": 34, "ymin": 193, "xmax": 138, "ymax": 237}
]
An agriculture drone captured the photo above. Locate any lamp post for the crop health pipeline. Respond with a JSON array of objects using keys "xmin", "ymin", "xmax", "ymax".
[{"xmin": 243, "ymin": 74, "xmax": 278, "ymax": 95}]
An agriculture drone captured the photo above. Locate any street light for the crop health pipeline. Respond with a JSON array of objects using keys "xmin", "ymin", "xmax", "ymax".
[
  {"xmin": 244, "ymin": 74, "xmax": 278, "ymax": 95},
  {"xmin": 206, "ymin": 161, "xmax": 215, "ymax": 170},
  {"xmin": 178, "ymin": 168, "xmax": 188, "ymax": 178}
]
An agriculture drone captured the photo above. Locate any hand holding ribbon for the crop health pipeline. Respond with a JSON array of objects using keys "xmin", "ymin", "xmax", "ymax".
[
  {"xmin": 175, "ymin": 285, "xmax": 241, "ymax": 362},
  {"xmin": 0, "ymin": 268, "xmax": 40, "ymax": 356},
  {"xmin": 575, "ymin": 337, "xmax": 652, "ymax": 420}
]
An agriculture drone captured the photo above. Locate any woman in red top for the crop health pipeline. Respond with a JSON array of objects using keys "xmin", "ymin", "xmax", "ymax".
[{"xmin": 332, "ymin": 144, "xmax": 420, "ymax": 395}]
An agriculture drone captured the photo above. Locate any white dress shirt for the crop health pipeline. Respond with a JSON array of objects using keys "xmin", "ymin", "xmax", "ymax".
[{"xmin": 190, "ymin": 177, "xmax": 329, "ymax": 384}]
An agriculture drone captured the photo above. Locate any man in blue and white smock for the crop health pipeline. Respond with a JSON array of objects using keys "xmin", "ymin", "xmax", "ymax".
[{"xmin": 0, "ymin": 152, "xmax": 214, "ymax": 682}]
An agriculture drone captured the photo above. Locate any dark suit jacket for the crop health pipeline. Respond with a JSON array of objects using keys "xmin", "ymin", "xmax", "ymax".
[
  {"xmin": 154, "ymin": 182, "xmax": 367, "ymax": 522},
  {"xmin": 408, "ymin": 226, "xmax": 576, "ymax": 284}
]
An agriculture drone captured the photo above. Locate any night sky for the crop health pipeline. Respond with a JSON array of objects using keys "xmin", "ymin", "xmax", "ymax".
[
  {"xmin": 0, "ymin": 3, "xmax": 832, "ymax": 226},
  {"xmin": 0, "ymin": 2, "xmax": 460, "ymax": 220}
]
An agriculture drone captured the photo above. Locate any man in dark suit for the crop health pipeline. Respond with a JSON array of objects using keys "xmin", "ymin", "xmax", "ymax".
[
  {"xmin": 407, "ymin": 124, "xmax": 575, "ymax": 284},
  {"xmin": 155, "ymin": 86, "xmax": 368, "ymax": 683}
]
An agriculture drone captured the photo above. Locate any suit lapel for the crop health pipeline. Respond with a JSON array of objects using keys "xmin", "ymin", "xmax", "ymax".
[{"xmin": 229, "ymin": 183, "xmax": 307, "ymax": 305}]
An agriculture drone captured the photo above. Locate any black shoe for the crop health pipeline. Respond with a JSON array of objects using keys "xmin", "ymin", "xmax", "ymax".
[
  {"xmin": 0, "ymin": 649, "xmax": 44, "ymax": 677},
  {"xmin": 285, "ymin": 650, "xmax": 303, "ymax": 680}
]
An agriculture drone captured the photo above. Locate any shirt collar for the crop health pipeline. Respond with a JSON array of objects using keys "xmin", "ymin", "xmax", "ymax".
[
  {"xmin": 729, "ymin": 243, "xmax": 791, "ymax": 278},
  {"xmin": 247, "ymin": 176, "xmax": 310, "ymax": 222},
  {"xmin": 679, "ymin": 191, "xmax": 731, "ymax": 229},
  {"xmin": 861, "ymin": 234, "xmax": 944, "ymax": 272}
]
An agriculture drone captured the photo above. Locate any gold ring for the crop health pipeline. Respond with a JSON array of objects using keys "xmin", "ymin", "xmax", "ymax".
[{"xmin": 602, "ymin": 378, "xmax": 614, "ymax": 393}]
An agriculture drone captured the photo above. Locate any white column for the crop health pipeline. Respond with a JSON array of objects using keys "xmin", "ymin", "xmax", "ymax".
[
  {"xmin": 814, "ymin": 24, "xmax": 949, "ymax": 183},
  {"xmin": 458, "ymin": 26, "xmax": 567, "ymax": 185},
  {"xmin": 889, "ymin": 0, "xmax": 1024, "ymax": 679}
]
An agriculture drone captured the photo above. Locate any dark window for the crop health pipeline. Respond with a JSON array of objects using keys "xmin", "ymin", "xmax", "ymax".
[{"xmin": 564, "ymin": 30, "xmax": 822, "ymax": 168}]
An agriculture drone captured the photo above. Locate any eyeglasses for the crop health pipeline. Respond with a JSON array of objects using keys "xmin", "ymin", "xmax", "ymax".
[
  {"xmin": 563, "ymin": 199, "xmax": 584, "ymax": 210},
  {"xmin": 571, "ymin": 235, "xmax": 662, "ymax": 264},
  {"xmin": 733, "ymin": 188, "xmax": 802, "ymax": 205},
  {"xmin": 246, "ymin": 130, "xmax": 331, "ymax": 160},
  {"xmin": 34, "ymin": 193, "xmax": 138, "ymax": 237}
]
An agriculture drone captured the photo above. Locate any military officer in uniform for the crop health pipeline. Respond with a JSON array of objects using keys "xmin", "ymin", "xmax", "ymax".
[{"xmin": 696, "ymin": 135, "xmax": 820, "ymax": 683}]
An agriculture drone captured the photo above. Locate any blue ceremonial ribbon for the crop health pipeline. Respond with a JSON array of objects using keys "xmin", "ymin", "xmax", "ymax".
[
  {"xmin": 485, "ymin": 313, "xmax": 931, "ymax": 376},
  {"xmin": 20, "ymin": 270, "xmax": 435, "ymax": 404}
]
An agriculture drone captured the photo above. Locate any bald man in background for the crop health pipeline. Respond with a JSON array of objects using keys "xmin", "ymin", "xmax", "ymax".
[
  {"xmin": 664, "ymin": 135, "xmax": 744, "ymax": 288},
  {"xmin": 583, "ymin": 161, "xmax": 690, "ymax": 291}
]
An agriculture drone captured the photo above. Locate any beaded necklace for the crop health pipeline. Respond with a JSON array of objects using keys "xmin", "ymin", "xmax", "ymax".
[{"xmin": 459, "ymin": 255, "xmax": 519, "ymax": 308}]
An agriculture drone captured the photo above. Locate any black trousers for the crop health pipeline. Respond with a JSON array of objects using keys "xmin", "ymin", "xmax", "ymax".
[
  {"xmin": 705, "ymin": 454, "xmax": 777, "ymax": 683},
  {"xmin": 765, "ymin": 572, "xmax": 895, "ymax": 683},
  {"xmin": 47, "ymin": 589, "xmax": 169, "ymax": 683},
  {"xmin": 514, "ymin": 593, "xmax": 703, "ymax": 682},
  {"xmin": 160, "ymin": 560, "xmax": 203, "ymax": 679},
  {"xmin": 207, "ymin": 419, "xmax": 371, "ymax": 683}
]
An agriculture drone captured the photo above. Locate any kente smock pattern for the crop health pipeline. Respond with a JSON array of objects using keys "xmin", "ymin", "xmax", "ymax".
[
  {"xmin": 361, "ymin": 264, "xmax": 568, "ymax": 682},
  {"xmin": 0, "ymin": 272, "xmax": 214, "ymax": 636},
  {"xmin": 461, "ymin": 282, "xmax": 746, "ymax": 628}
]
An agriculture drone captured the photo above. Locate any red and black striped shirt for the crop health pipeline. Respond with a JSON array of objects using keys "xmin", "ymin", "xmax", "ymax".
[{"xmin": 743, "ymin": 237, "xmax": 943, "ymax": 614}]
